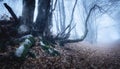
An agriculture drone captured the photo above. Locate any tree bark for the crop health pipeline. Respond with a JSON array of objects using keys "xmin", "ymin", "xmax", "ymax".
[
  {"xmin": 21, "ymin": 0, "xmax": 35, "ymax": 32},
  {"xmin": 35, "ymin": 0, "xmax": 51, "ymax": 35}
]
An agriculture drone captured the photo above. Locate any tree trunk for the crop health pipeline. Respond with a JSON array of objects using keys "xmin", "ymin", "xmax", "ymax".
[
  {"xmin": 21, "ymin": 0, "xmax": 35, "ymax": 32},
  {"xmin": 35, "ymin": 0, "xmax": 51, "ymax": 36}
]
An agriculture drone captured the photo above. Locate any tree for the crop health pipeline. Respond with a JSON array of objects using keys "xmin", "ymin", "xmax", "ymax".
[
  {"xmin": 21, "ymin": 0, "xmax": 35, "ymax": 33},
  {"xmin": 35, "ymin": 0, "xmax": 51, "ymax": 36}
]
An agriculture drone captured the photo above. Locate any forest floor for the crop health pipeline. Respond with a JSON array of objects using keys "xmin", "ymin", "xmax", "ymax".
[{"xmin": 0, "ymin": 41, "xmax": 120, "ymax": 69}]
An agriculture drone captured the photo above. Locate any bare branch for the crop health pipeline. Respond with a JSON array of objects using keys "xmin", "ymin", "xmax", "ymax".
[
  {"xmin": 51, "ymin": 0, "xmax": 57, "ymax": 12},
  {"xmin": 69, "ymin": 0, "xmax": 78, "ymax": 30},
  {"xmin": 4, "ymin": 3, "xmax": 18, "ymax": 22},
  {"xmin": 57, "ymin": 4, "xmax": 98, "ymax": 45},
  {"xmin": 56, "ymin": 0, "xmax": 78, "ymax": 38}
]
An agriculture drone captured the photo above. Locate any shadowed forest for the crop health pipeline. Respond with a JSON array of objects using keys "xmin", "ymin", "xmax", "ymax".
[{"xmin": 0, "ymin": 0, "xmax": 120, "ymax": 69}]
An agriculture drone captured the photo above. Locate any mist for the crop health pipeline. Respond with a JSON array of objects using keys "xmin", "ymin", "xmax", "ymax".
[
  {"xmin": 0, "ymin": 0, "xmax": 120, "ymax": 44},
  {"xmin": 0, "ymin": 0, "xmax": 120, "ymax": 68},
  {"xmin": 0, "ymin": 0, "xmax": 22, "ymax": 17},
  {"xmin": 52, "ymin": 0, "xmax": 120, "ymax": 44}
]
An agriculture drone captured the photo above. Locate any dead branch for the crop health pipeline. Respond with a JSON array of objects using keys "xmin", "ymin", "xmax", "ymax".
[
  {"xmin": 51, "ymin": 0, "xmax": 58, "ymax": 12},
  {"xmin": 69, "ymin": 0, "xmax": 78, "ymax": 30},
  {"xmin": 4, "ymin": 3, "xmax": 18, "ymax": 22},
  {"xmin": 55, "ymin": 0, "xmax": 78, "ymax": 39},
  {"xmin": 0, "ymin": 20, "xmax": 15, "ymax": 25},
  {"xmin": 55, "ymin": 4, "xmax": 98, "ymax": 45}
]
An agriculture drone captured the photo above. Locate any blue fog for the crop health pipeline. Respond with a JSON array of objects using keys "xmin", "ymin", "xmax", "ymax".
[{"xmin": 0, "ymin": 0, "xmax": 120, "ymax": 44}]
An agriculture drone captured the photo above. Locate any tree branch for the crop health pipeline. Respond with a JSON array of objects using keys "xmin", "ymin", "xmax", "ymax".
[
  {"xmin": 57, "ymin": 4, "xmax": 98, "ymax": 45},
  {"xmin": 55, "ymin": 0, "xmax": 78, "ymax": 39},
  {"xmin": 51, "ymin": 0, "xmax": 57, "ymax": 12},
  {"xmin": 4, "ymin": 3, "xmax": 18, "ymax": 22}
]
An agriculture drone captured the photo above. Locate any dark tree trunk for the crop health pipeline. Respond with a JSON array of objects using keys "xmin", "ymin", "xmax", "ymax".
[
  {"xmin": 21, "ymin": 0, "xmax": 35, "ymax": 32},
  {"xmin": 35, "ymin": 0, "xmax": 51, "ymax": 36}
]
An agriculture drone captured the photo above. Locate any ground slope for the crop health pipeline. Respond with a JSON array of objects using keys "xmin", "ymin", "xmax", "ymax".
[{"xmin": 0, "ymin": 42, "xmax": 120, "ymax": 69}]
